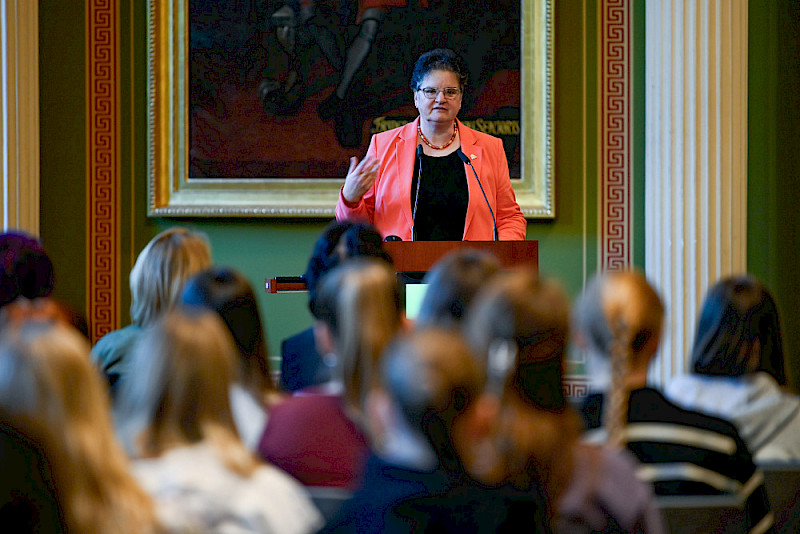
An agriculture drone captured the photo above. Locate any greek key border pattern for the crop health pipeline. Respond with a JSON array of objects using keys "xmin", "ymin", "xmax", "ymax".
[
  {"xmin": 600, "ymin": 0, "xmax": 632, "ymax": 271},
  {"xmin": 564, "ymin": 377, "xmax": 590, "ymax": 399},
  {"xmin": 87, "ymin": 0, "xmax": 120, "ymax": 343}
]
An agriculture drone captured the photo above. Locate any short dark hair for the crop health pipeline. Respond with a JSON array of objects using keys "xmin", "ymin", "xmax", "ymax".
[
  {"xmin": 690, "ymin": 276, "xmax": 786, "ymax": 385},
  {"xmin": 339, "ymin": 224, "xmax": 393, "ymax": 266},
  {"xmin": 305, "ymin": 220, "xmax": 392, "ymax": 318},
  {"xmin": 303, "ymin": 221, "xmax": 357, "ymax": 312},
  {"xmin": 410, "ymin": 48, "xmax": 469, "ymax": 92}
]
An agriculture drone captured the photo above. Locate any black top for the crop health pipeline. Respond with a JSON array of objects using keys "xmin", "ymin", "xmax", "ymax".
[{"xmin": 410, "ymin": 151, "xmax": 468, "ymax": 241}]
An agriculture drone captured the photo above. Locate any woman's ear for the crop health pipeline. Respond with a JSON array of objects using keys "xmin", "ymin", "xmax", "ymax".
[
  {"xmin": 628, "ymin": 328, "xmax": 662, "ymax": 389},
  {"xmin": 637, "ymin": 327, "xmax": 662, "ymax": 362},
  {"xmin": 413, "ymin": 88, "xmax": 419, "ymax": 109},
  {"xmin": 458, "ymin": 393, "xmax": 500, "ymax": 441},
  {"xmin": 572, "ymin": 330, "xmax": 589, "ymax": 350},
  {"xmin": 745, "ymin": 338, "xmax": 762, "ymax": 373},
  {"xmin": 313, "ymin": 320, "xmax": 335, "ymax": 357},
  {"xmin": 400, "ymin": 313, "xmax": 414, "ymax": 333}
]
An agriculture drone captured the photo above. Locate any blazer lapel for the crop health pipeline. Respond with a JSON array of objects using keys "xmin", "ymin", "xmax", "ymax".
[
  {"xmin": 396, "ymin": 119, "xmax": 419, "ymax": 233},
  {"xmin": 458, "ymin": 121, "xmax": 485, "ymax": 239}
]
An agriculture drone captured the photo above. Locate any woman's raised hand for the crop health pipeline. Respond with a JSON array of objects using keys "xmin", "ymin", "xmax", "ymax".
[{"xmin": 342, "ymin": 154, "xmax": 380, "ymax": 204}]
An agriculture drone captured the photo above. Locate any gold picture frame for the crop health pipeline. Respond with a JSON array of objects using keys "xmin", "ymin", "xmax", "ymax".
[{"xmin": 147, "ymin": 0, "xmax": 554, "ymax": 218}]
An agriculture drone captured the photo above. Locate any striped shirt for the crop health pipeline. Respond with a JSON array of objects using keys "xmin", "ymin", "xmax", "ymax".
[{"xmin": 582, "ymin": 388, "xmax": 773, "ymax": 533}]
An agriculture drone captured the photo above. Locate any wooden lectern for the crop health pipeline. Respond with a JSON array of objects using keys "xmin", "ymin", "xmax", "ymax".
[
  {"xmin": 265, "ymin": 241, "xmax": 538, "ymax": 293},
  {"xmin": 383, "ymin": 240, "xmax": 537, "ymax": 274}
]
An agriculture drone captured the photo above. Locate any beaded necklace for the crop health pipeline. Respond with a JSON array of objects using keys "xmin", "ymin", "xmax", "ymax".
[{"xmin": 418, "ymin": 121, "xmax": 458, "ymax": 150}]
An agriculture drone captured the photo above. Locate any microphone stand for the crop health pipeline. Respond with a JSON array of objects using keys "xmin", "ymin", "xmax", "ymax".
[{"xmin": 457, "ymin": 148, "xmax": 498, "ymax": 241}]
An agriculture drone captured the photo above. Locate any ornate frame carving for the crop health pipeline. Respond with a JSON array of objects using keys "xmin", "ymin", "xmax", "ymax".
[{"xmin": 147, "ymin": 0, "xmax": 555, "ymax": 218}]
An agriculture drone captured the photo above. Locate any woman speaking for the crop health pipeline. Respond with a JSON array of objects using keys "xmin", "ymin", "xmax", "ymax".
[{"xmin": 335, "ymin": 48, "xmax": 527, "ymax": 241}]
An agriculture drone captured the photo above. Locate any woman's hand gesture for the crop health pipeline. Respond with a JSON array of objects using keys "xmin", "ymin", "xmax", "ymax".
[{"xmin": 342, "ymin": 154, "xmax": 380, "ymax": 204}]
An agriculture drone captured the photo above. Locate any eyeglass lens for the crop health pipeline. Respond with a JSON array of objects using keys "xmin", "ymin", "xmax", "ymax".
[{"xmin": 420, "ymin": 87, "xmax": 461, "ymax": 99}]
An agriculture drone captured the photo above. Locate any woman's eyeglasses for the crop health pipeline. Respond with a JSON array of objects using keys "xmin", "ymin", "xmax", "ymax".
[{"xmin": 418, "ymin": 87, "xmax": 462, "ymax": 100}]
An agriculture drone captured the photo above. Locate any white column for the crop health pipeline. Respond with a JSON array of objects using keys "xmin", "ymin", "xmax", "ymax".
[
  {"xmin": 645, "ymin": 0, "xmax": 748, "ymax": 385},
  {"xmin": 0, "ymin": 0, "xmax": 39, "ymax": 233}
]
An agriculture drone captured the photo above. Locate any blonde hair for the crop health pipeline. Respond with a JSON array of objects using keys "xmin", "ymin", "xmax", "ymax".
[
  {"xmin": 129, "ymin": 228, "xmax": 211, "ymax": 327},
  {"xmin": 0, "ymin": 320, "xmax": 159, "ymax": 533},
  {"xmin": 314, "ymin": 259, "xmax": 402, "ymax": 415},
  {"xmin": 122, "ymin": 308, "xmax": 258, "ymax": 476},
  {"xmin": 466, "ymin": 269, "xmax": 579, "ymax": 516},
  {"xmin": 573, "ymin": 270, "xmax": 664, "ymax": 446}
]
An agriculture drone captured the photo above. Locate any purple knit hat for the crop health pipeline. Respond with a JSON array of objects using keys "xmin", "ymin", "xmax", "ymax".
[{"xmin": 0, "ymin": 232, "xmax": 55, "ymax": 307}]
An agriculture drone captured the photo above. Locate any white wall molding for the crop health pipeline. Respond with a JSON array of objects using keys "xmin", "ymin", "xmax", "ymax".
[
  {"xmin": 0, "ymin": 0, "xmax": 39, "ymax": 233},
  {"xmin": 645, "ymin": 0, "xmax": 748, "ymax": 385}
]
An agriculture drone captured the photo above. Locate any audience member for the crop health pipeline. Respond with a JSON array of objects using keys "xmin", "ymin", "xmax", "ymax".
[
  {"xmin": 414, "ymin": 248, "xmax": 501, "ymax": 329},
  {"xmin": 91, "ymin": 227, "xmax": 212, "ymax": 397},
  {"xmin": 666, "ymin": 275, "xmax": 800, "ymax": 463},
  {"xmin": 465, "ymin": 269, "xmax": 664, "ymax": 532},
  {"xmin": 0, "ymin": 320, "xmax": 161, "ymax": 533},
  {"xmin": 182, "ymin": 266, "xmax": 280, "ymax": 450},
  {"xmin": 116, "ymin": 308, "xmax": 322, "ymax": 533},
  {"xmin": 0, "ymin": 231, "xmax": 88, "ymax": 337},
  {"xmin": 260, "ymin": 259, "xmax": 401, "ymax": 488},
  {"xmin": 0, "ymin": 231, "xmax": 54, "ymax": 306},
  {"xmin": 281, "ymin": 220, "xmax": 392, "ymax": 391},
  {"xmin": 573, "ymin": 269, "xmax": 773, "ymax": 531},
  {"xmin": 322, "ymin": 327, "xmax": 549, "ymax": 533}
]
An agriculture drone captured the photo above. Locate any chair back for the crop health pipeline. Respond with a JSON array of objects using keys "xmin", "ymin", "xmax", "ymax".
[
  {"xmin": 760, "ymin": 462, "xmax": 800, "ymax": 533},
  {"xmin": 654, "ymin": 494, "xmax": 748, "ymax": 534},
  {"xmin": 306, "ymin": 486, "xmax": 352, "ymax": 523}
]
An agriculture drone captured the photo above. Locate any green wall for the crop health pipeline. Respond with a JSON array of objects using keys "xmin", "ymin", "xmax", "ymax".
[
  {"xmin": 39, "ymin": 1, "xmax": 799, "ymax": 387},
  {"xmin": 40, "ymin": 0, "xmax": 607, "ymax": 364},
  {"xmin": 748, "ymin": 0, "xmax": 800, "ymax": 390},
  {"xmin": 39, "ymin": 0, "xmax": 86, "ymax": 314}
]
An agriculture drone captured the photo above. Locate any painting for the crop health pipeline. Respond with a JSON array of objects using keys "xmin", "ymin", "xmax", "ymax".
[{"xmin": 148, "ymin": 0, "xmax": 554, "ymax": 217}]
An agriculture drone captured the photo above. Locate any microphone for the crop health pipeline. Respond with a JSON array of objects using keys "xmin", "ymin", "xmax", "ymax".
[
  {"xmin": 457, "ymin": 148, "xmax": 498, "ymax": 241},
  {"xmin": 411, "ymin": 144, "xmax": 424, "ymax": 241}
]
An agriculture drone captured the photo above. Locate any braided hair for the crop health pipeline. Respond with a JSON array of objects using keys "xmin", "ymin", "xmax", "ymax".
[{"xmin": 573, "ymin": 270, "xmax": 664, "ymax": 446}]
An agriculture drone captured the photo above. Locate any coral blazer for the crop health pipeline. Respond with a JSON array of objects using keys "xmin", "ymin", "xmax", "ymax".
[{"xmin": 335, "ymin": 117, "xmax": 527, "ymax": 241}]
